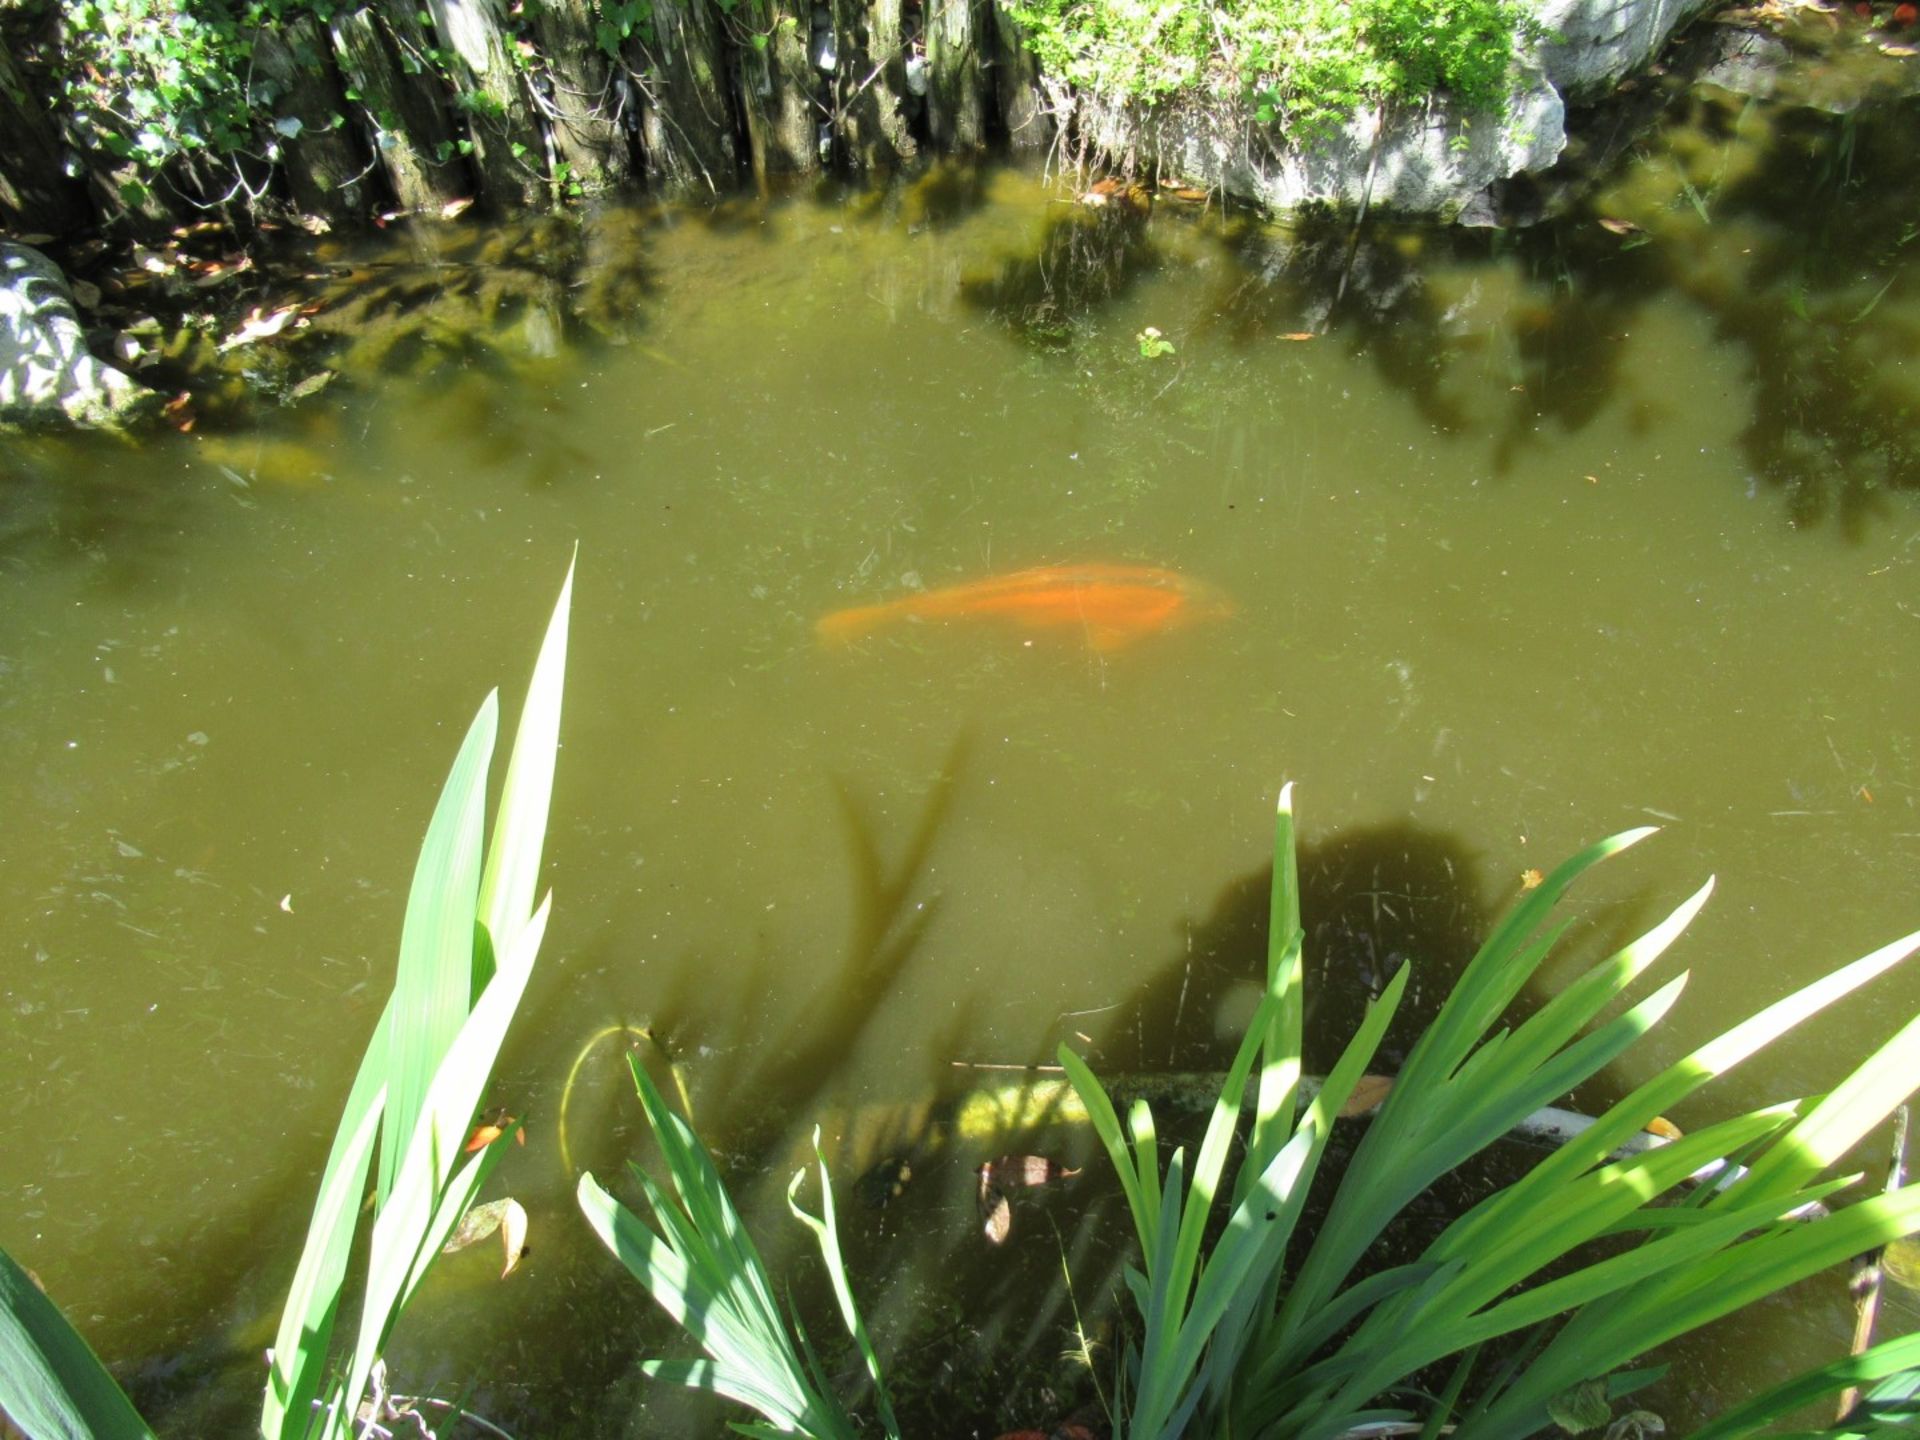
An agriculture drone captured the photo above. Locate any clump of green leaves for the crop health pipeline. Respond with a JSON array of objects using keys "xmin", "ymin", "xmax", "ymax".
[
  {"xmin": 55, "ymin": 0, "xmax": 257, "ymax": 178},
  {"xmin": 1005, "ymin": 0, "xmax": 1536, "ymax": 137},
  {"xmin": 1137, "ymin": 326, "xmax": 1175, "ymax": 358},
  {"xmin": 593, "ymin": 0, "xmax": 655, "ymax": 60}
]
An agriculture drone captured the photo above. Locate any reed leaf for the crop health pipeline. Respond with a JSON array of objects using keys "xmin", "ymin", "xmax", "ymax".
[
  {"xmin": 378, "ymin": 694, "xmax": 495, "ymax": 1203},
  {"xmin": 0, "ymin": 1243, "xmax": 155, "ymax": 1440},
  {"xmin": 259, "ymin": 1006, "xmax": 389, "ymax": 1437},
  {"xmin": 1682, "ymin": 1332, "xmax": 1920, "ymax": 1440},
  {"xmin": 580, "ymin": 1059, "xmax": 898, "ymax": 1440},
  {"xmin": 787, "ymin": 1130, "xmax": 899, "ymax": 1438},
  {"xmin": 477, "ymin": 555, "xmax": 574, "ymax": 973},
  {"xmin": 261, "ymin": 564, "xmax": 571, "ymax": 1439}
]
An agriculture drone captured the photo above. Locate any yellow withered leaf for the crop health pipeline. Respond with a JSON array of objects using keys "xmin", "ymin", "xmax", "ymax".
[
  {"xmin": 444, "ymin": 1197, "xmax": 531, "ymax": 1277},
  {"xmin": 1340, "ymin": 1075, "xmax": 1395, "ymax": 1117}
]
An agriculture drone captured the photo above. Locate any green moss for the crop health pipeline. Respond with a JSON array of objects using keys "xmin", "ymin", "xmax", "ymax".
[{"xmin": 1004, "ymin": 0, "xmax": 1538, "ymax": 136}]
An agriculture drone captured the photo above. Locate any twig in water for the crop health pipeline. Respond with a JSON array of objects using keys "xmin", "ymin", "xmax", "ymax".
[{"xmin": 950, "ymin": 1060, "xmax": 1067, "ymax": 1073}]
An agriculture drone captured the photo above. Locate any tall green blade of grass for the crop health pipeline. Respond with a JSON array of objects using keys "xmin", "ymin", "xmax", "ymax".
[
  {"xmin": 1059, "ymin": 790, "xmax": 1920, "ymax": 1440},
  {"xmin": 0, "ymin": 1243, "xmax": 155, "ymax": 1440},
  {"xmin": 1682, "ymin": 1331, "xmax": 1920, "ymax": 1440},
  {"xmin": 339, "ymin": 896, "xmax": 553, "ymax": 1418},
  {"xmin": 1270, "ymin": 829, "xmax": 1686, "ymax": 1344},
  {"xmin": 787, "ymin": 1130, "xmax": 899, "ymax": 1438}
]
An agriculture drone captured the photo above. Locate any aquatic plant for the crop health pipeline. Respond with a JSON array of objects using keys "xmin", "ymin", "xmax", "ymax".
[
  {"xmin": 582, "ymin": 785, "xmax": 1920, "ymax": 1439},
  {"xmin": 258, "ymin": 559, "xmax": 572, "ymax": 1440},
  {"xmin": 0, "ymin": 1241, "xmax": 155, "ymax": 1440},
  {"xmin": 0, "ymin": 561, "xmax": 572, "ymax": 1439},
  {"xmin": 1064, "ymin": 786, "xmax": 1920, "ymax": 1438},
  {"xmin": 578, "ymin": 1059, "xmax": 901, "ymax": 1440}
]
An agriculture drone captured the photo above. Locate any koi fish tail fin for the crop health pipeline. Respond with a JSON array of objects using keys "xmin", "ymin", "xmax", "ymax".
[{"xmin": 815, "ymin": 601, "xmax": 894, "ymax": 646}]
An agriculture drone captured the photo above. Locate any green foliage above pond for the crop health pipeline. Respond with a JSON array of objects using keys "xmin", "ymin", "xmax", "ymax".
[{"xmin": 1003, "ymin": 0, "xmax": 1538, "ymax": 133}]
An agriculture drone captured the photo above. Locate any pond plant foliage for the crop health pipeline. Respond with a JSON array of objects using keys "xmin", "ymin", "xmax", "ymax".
[
  {"xmin": 0, "ymin": 557, "xmax": 572, "ymax": 1438},
  {"xmin": 254, "ymin": 557, "xmax": 573, "ymax": 1439},
  {"xmin": 5, "ymin": 582, "xmax": 1920, "ymax": 1438},
  {"xmin": 583, "ymin": 788, "xmax": 1920, "ymax": 1439}
]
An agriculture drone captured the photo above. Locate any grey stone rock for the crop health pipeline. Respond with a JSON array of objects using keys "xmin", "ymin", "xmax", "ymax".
[
  {"xmin": 1079, "ymin": 61, "xmax": 1566, "ymax": 223},
  {"xmin": 1, "ymin": 243, "xmax": 156, "ymax": 431},
  {"xmin": 1535, "ymin": 0, "xmax": 1719, "ymax": 101},
  {"xmin": 1069, "ymin": 0, "xmax": 1726, "ymax": 221}
]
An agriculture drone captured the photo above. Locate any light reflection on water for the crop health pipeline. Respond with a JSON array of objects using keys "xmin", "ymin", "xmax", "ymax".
[{"xmin": 2, "ymin": 90, "xmax": 1918, "ymax": 1433}]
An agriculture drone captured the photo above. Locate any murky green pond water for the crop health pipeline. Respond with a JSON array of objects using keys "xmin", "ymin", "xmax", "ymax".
[{"xmin": 4, "ymin": 55, "xmax": 1919, "ymax": 1437}]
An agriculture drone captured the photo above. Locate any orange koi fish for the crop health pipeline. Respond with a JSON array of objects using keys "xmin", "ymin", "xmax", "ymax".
[{"xmin": 816, "ymin": 564, "xmax": 1231, "ymax": 651}]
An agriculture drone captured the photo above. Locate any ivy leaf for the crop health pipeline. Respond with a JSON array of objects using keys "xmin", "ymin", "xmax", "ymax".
[{"xmin": 1548, "ymin": 1378, "xmax": 1613, "ymax": 1435}]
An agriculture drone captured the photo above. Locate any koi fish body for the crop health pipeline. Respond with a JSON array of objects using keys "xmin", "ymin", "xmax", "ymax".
[{"xmin": 816, "ymin": 563, "xmax": 1231, "ymax": 651}]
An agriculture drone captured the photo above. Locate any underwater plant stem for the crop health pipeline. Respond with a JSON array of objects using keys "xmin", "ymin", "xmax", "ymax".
[
  {"xmin": 556, "ymin": 1022, "xmax": 691, "ymax": 1175},
  {"xmin": 1838, "ymin": 1103, "xmax": 1909, "ymax": 1419}
]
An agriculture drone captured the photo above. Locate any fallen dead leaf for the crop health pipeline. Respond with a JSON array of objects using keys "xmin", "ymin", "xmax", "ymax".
[
  {"xmin": 981, "ymin": 1183, "xmax": 1011, "ymax": 1244},
  {"xmin": 499, "ymin": 1197, "xmax": 528, "ymax": 1277},
  {"xmin": 444, "ymin": 1197, "xmax": 509, "ymax": 1253},
  {"xmin": 442, "ymin": 1197, "xmax": 530, "ymax": 1277},
  {"xmin": 1339, "ymin": 1073, "xmax": 1395, "ymax": 1117},
  {"xmin": 219, "ymin": 305, "xmax": 302, "ymax": 351},
  {"xmin": 464, "ymin": 1110, "xmax": 517, "ymax": 1153}
]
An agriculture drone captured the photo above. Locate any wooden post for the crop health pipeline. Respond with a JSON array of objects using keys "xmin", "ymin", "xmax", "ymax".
[
  {"xmin": 734, "ymin": 0, "xmax": 822, "ymax": 183},
  {"xmin": 329, "ymin": 5, "xmax": 475, "ymax": 215},
  {"xmin": 991, "ymin": 2, "xmax": 1050, "ymax": 153},
  {"xmin": 827, "ymin": 0, "xmax": 917, "ymax": 170},
  {"xmin": 924, "ymin": 0, "xmax": 985, "ymax": 151},
  {"xmin": 250, "ymin": 15, "xmax": 378, "ymax": 229},
  {"xmin": 422, "ymin": 0, "xmax": 552, "ymax": 212},
  {"xmin": 625, "ymin": 0, "xmax": 741, "ymax": 195},
  {"xmin": 524, "ymin": 0, "xmax": 638, "ymax": 194}
]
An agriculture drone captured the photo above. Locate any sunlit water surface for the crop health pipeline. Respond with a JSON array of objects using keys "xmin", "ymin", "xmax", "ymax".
[{"xmin": 4, "ymin": 65, "xmax": 1920, "ymax": 1437}]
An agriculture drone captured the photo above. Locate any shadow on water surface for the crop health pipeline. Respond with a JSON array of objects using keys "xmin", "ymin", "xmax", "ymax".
[
  {"xmin": 1188, "ymin": 68, "xmax": 1920, "ymax": 538},
  {"xmin": 960, "ymin": 189, "xmax": 1158, "ymax": 349},
  {"xmin": 776, "ymin": 808, "xmax": 1692, "ymax": 1435},
  {"xmin": 1497, "ymin": 77, "xmax": 1920, "ymax": 537},
  {"xmin": 1481, "ymin": 78, "xmax": 1920, "ymax": 536}
]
